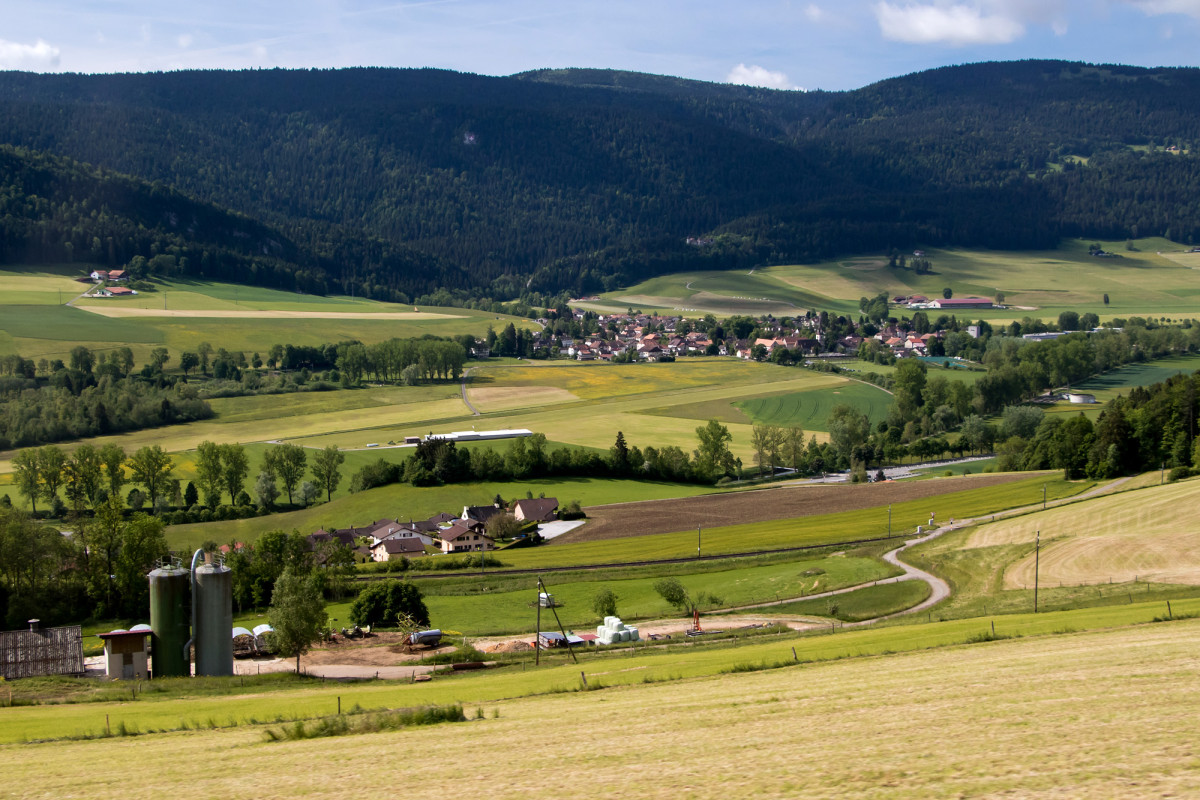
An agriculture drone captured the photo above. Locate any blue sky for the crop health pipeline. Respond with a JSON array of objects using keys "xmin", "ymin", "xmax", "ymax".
[{"xmin": 3, "ymin": 1, "xmax": 1199, "ymax": 91}]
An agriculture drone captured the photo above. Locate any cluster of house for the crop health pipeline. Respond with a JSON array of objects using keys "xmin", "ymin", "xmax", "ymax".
[
  {"xmin": 306, "ymin": 497, "xmax": 560, "ymax": 563},
  {"xmin": 84, "ymin": 269, "xmax": 137, "ymax": 297},
  {"xmin": 480, "ymin": 295, "xmax": 997, "ymax": 364}
]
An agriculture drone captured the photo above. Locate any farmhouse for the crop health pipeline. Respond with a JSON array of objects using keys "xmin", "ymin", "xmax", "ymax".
[
  {"xmin": 371, "ymin": 537, "xmax": 427, "ymax": 561},
  {"xmin": 437, "ymin": 523, "xmax": 494, "ymax": 553},
  {"xmin": 927, "ymin": 297, "xmax": 993, "ymax": 310},
  {"xmin": 513, "ymin": 497, "xmax": 558, "ymax": 523}
]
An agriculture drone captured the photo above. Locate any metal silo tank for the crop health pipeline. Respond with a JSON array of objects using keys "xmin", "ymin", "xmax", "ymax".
[
  {"xmin": 148, "ymin": 566, "xmax": 190, "ymax": 678},
  {"xmin": 194, "ymin": 563, "xmax": 233, "ymax": 676}
]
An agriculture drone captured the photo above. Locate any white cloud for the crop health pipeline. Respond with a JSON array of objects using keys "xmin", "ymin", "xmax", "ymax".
[
  {"xmin": 726, "ymin": 63, "xmax": 798, "ymax": 90},
  {"xmin": 177, "ymin": 33, "xmax": 194, "ymax": 48},
  {"xmin": 804, "ymin": 3, "xmax": 826, "ymax": 21},
  {"xmin": 0, "ymin": 38, "xmax": 61, "ymax": 70},
  {"xmin": 1126, "ymin": 0, "xmax": 1200, "ymax": 18},
  {"xmin": 874, "ymin": 2, "xmax": 1026, "ymax": 45}
]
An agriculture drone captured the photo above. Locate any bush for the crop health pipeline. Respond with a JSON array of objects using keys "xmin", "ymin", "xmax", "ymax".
[{"xmin": 1168, "ymin": 466, "xmax": 1194, "ymax": 482}]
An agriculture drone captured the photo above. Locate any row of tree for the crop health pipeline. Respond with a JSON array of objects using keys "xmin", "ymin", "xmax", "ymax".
[
  {"xmin": 6, "ymin": 439, "xmax": 349, "ymax": 519},
  {"xmin": 349, "ymin": 424, "xmax": 743, "ymax": 492}
]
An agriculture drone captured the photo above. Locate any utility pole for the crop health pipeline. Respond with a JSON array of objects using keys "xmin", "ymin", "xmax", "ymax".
[
  {"xmin": 1034, "ymin": 530, "xmax": 1040, "ymax": 613},
  {"xmin": 535, "ymin": 576, "xmax": 541, "ymax": 666},
  {"xmin": 697, "ymin": 525, "xmax": 701, "ymax": 559}
]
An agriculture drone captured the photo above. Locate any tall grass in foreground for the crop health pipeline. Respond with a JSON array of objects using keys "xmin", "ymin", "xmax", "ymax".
[{"xmin": 263, "ymin": 704, "xmax": 466, "ymax": 741}]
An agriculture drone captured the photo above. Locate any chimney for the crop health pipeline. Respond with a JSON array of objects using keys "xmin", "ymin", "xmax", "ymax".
[{"xmin": 28, "ymin": 619, "xmax": 40, "ymax": 632}]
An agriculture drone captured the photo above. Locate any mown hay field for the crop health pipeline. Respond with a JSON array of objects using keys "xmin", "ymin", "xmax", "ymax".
[
  {"xmin": 4, "ymin": 611, "xmax": 1199, "ymax": 799},
  {"xmin": 962, "ymin": 478, "xmax": 1200, "ymax": 588}
]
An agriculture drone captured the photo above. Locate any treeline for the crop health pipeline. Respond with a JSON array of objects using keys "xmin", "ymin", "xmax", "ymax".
[
  {"xmin": 0, "ymin": 346, "xmax": 212, "ymax": 449},
  {"xmin": 1016, "ymin": 371, "xmax": 1200, "ymax": 479},
  {"xmin": 352, "ymin": 426, "xmax": 741, "ymax": 492},
  {"xmin": 3, "ymin": 63, "xmax": 1200, "ymax": 303},
  {"xmin": 0, "ymin": 500, "xmax": 167, "ymax": 628}
]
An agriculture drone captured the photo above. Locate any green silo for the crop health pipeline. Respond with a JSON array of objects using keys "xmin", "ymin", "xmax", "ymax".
[
  {"xmin": 194, "ymin": 562, "xmax": 233, "ymax": 677},
  {"xmin": 148, "ymin": 566, "xmax": 190, "ymax": 678}
]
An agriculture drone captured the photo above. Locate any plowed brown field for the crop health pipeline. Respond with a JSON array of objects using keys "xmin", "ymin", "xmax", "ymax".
[{"xmin": 559, "ymin": 473, "xmax": 1028, "ymax": 544}]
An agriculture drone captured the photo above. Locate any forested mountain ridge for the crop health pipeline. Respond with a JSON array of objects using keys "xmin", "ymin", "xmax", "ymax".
[{"xmin": 0, "ymin": 60, "xmax": 1197, "ymax": 302}]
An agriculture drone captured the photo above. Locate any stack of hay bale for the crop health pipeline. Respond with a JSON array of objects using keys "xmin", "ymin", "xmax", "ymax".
[{"xmin": 597, "ymin": 616, "xmax": 639, "ymax": 645}]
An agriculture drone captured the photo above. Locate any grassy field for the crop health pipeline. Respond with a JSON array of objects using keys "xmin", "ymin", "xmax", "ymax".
[
  {"xmin": 898, "ymin": 474, "xmax": 1200, "ymax": 622},
  {"xmin": 1053, "ymin": 352, "xmax": 1200, "ymax": 403},
  {"xmin": 734, "ymin": 381, "xmax": 892, "ymax": 431},
  {"xmin": 287, "ymin": 361, "xmax": 845, "ymax": 458},
  {"xmin": 961, "ymin": 477, "xmax": 1200, "ymax": 588},
  {"xmin": 0, "ymin": 269, "xmax": 533, "ymax": 363},
  {"xmin": 595, "ymin": 238, "xmax": 1200, "ymax": 323},
  {"xmin": 422, "ymin": 554, "xmax": 895, "ymax": 635},
  {"xmin": 758, "ymin": 579, "xmax": 932, "ymax": 622},
  {"xmin": 3, "ymin": 601, "xmax": 1199, "ymax": 800}
]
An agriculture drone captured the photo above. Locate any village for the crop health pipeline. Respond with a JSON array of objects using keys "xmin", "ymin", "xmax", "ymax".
[{"xmin": 512, "ymin": 291, "xmax": 1000, "ymax": 365}]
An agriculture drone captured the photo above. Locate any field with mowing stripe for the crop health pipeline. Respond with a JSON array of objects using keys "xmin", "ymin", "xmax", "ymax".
[
  {"xmin": 735, "ymin": 381, "xmax": 892, "ymax": 431},
  {"xmin": 961, "ymin": 477, "xmax": 1200, "ymax": 588},
  {"xmin": 3, "ymin": 607, "xmax": 1199, "ymax": 800}
]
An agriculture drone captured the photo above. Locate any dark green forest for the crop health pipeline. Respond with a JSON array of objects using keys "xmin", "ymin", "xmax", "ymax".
[{"xmin": 2, "ymin": 60, "xmax": 1199, "ymax": 301}]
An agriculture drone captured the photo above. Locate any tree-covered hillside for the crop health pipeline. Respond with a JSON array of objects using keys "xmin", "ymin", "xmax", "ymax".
[{"xmin": 0, "ymin": 61, "xmax": 1197, "ymax": 302}]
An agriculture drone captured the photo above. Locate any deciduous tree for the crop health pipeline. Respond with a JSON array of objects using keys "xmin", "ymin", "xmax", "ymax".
[{"xmin": 268, "ymin": 567, "xmax": 328, "ymax": 674}]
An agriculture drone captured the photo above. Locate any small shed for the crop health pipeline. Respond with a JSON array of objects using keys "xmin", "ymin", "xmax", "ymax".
[
  {"xmin": 537, "ymin": 631, "xmax": 566, "ymax": 649},
  {"xmin": 97, "ymin": 628, "xmax": 150, "ymax": 680}
]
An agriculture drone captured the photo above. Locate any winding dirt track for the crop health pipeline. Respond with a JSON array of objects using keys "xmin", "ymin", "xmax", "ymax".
[{"xmin": 560, "ymin": 473, "xmax": 1030, "ymax": 544}]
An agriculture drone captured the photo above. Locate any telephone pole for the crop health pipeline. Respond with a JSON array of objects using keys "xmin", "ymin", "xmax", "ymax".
[{"xmin": 1034, "ymin": 530, "xmax": 1041, "ymax": 613}]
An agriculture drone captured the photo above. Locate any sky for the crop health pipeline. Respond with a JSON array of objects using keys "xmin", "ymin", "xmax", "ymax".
[{"xmin": 2, "ymin": 0, "xmax": 1199, "ymax": 91}]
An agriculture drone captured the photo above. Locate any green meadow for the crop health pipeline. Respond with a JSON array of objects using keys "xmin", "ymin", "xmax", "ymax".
[
  {"xmin": 0, "ymin": 269, "xmax": 535, "ymax": 363},
  {"xmin": 734, "ymin": 381, "xmax": 892, "ymax": 431},
  {"xmin": 420, "ymin": 554, "xmax": 895, "ymax": 636},
  {"xmin": 3, "ymin": 600, "xmax": 1197, "ymax": 746},
  {"xmin": 596, "ymin": 238, "xmax": 1200, "ymax": 323}
]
